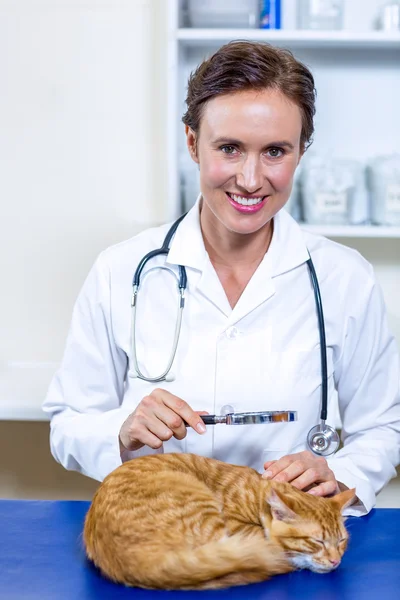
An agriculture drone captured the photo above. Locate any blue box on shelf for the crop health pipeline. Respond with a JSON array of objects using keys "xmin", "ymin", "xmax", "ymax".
[{"xmin": 260, "ymin": 0, "xmax": 281, "ymax": 29}]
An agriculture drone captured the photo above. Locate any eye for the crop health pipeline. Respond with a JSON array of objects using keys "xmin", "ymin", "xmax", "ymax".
[
  {"xmin": 266, "ymin": 147, "xmax": 285, "ymax": 158},
  {"xmin": 220, "ymin": 145, "xmax": 237, "ymax": 155},
  {"xmin": 312, "ymin": 539, "xmax": 326, "ymax": 546}
]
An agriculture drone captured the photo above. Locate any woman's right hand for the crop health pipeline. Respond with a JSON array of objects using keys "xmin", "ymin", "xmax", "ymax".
[{"xmin": 119, "ymin": 388, "xmax": 207, "ymax": 453}]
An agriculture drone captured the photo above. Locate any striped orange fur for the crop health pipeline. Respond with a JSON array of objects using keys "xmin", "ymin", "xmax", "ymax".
[{"xmin": 83, "ymin": 453, "xmax": 355, "ymax": 589}]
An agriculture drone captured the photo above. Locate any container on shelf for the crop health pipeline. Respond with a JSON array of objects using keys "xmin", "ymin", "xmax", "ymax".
[
  {"xmin": 376, "ymin": 1, "xmax": 400, "ymax": 31},
  {"xmin": 368, "ymin": 154, "xmax": 400, "ymax": 225},
  {"xmin": 297, "ymin": 0, "xmax": 344, "ymax": 30},
  {"xmin": 300, "ymin": 156, "xmax": 367, "ymax": 225},
  {"xmin": 187, "ymin": 0, "xmax": 259, "ymax": 29},
  {"xmin": 285, "ymin": 166, "xmax": 303, "ymax": 221},
  {"xmin": 259, "ymin": 0, "xmax": 281, "ymax": 29}
]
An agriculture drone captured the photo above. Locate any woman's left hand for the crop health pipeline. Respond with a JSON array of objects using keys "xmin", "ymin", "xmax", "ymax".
[{"xmin": 262, "ymin": 450, "xmax": 340, "ymax": 497}]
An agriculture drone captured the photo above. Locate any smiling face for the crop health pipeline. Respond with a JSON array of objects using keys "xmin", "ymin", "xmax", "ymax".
[{"xmin": 186, "ymin": 88, "xmax": 303, "ymax": 237}]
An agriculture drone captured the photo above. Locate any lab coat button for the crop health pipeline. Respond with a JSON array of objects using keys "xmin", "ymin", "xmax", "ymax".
[
  {"xmin": 221, "ymin": 404, "xmax": 235, "ymax": 415},
  {"xmin": 226, "ymin": 326, "xmax": 238, "ymax": 339}
]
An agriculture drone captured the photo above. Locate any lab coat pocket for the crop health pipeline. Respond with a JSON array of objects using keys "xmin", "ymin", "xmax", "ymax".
[
  {"xmin": 263, "ymin": 346, "xmax": 335, "ymax": 404},
  {"xmin": 261, "ymin": 442, "xmax": 306, "ymax": 471}
]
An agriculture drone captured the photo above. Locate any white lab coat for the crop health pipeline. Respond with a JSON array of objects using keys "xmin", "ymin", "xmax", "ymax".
[{"xmin": 43, "ymin": 199, "xmax": 400, "ymax": 516}]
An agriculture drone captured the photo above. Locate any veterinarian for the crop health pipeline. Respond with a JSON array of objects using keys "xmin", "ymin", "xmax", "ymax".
[{"xmin": 43, "ymin": 41, "xmax": 400, "ymax": 516}]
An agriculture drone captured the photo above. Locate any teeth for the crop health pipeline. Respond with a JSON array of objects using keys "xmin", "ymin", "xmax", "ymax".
[{"xmin": 230, "ymin": 193, "xmax": 264, "ymax": 206}]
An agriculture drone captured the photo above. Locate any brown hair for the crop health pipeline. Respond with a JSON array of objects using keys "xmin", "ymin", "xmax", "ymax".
[{"xmin": 182, "ymin": 40, "xmax": 316, "ymax": 152}]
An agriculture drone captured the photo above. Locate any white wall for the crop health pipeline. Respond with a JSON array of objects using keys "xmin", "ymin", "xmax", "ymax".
[
  {"xmin": 0, "ymin": 0, "xmax": 167, "ymax": 367},
  {"xmin": 0, "ymin": 0, "xmax": 169, "ymax": 413},
  {"xmin": 0, "ymin": 0, "xmax": 169, "ymax": 496}
]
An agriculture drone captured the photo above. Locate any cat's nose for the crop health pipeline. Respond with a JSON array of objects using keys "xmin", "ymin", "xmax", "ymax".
[{"xmin": 329, "ymin": 559, "xmax": 340, "ymax": 567}]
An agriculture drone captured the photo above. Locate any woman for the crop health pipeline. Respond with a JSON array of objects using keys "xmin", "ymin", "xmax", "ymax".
[{"xmin": 43, "ymin": 41, "xmax": 400, "ymax": 516}]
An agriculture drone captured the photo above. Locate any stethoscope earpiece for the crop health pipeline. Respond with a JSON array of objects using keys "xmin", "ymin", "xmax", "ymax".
[
  {"xmin": 164, "ymin": 372, "xmax": 176, "ymax": 382},
  {"xmin": 307, "ymin": 423, "xmax": 340, "ymax": 457}
]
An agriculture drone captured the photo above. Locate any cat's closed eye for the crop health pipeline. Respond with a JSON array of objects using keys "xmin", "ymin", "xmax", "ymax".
[{"xmin": 311, "ymin": 537, "xmax": 347, "ymax": 548}]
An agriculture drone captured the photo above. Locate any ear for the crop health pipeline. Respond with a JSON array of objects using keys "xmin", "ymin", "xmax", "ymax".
[
  {"xmin": 266, "ymin": 489, "xmax": 299, "ymax": 523},
  {"xmin": 185, "ymin": 126, "xmax": 199, "ymax": 164},
  {"xmin": 331, "ymin": 488, "xmax": 356, "ymax": 513}
]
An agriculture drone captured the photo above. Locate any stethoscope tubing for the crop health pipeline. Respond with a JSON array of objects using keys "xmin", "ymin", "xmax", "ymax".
[
  {"xmin": 307, "ymin": 257, "xmax": 328, "ymax": 422},
  {"xmin": 130, "ymin": 215, "xmax": 187, "ymax": 382},
  {"xmin": 132, "ymin": 213, "xmax": 187, "ymax": 289},
  {"xmin": 129, "ymin": 213, "xmax": 338, "ymax": 455}
]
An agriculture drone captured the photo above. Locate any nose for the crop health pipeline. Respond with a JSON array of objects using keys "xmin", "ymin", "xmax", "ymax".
[
  {"xmin": 329, "ymin": 559, "xmax": 340, "ymax": 567},
  {"xmin": 236, "ymin": 154, "xmax": 264, "ymax": 194}
]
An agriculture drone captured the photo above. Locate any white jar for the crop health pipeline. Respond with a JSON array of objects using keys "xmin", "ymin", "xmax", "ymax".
[
  {"xmin": 301, "ymin": 156, "xmax": 366, "ymax": 225},
  {"xmin": 297, "ymin": 0, "xmax": 344, "ymax": 30},
  {"xmin": 367, "ymin": 155, "xmax": 400, "ymax": 226},
  {"xmin": 377, "ymin": 2, "xmax": 400, "ymax": 31}
]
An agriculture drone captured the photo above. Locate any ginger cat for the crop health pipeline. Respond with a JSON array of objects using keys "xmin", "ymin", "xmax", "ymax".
[{"xmin": 84, "ymin": 453, "xmax": 355, "ymax": 590}]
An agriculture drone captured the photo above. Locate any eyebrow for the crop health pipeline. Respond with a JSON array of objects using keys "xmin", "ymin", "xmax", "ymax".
[{"xmin": 211, "ymin": 137, "xmax": 295, "ymax": 150}]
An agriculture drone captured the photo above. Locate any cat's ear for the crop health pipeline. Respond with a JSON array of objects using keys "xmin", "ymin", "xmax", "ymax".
[
  {"xmin": 331, "ymin": 488, "xmax": 356, "ymax": 513},
  {"xmin": 266, "ymin": 489, "xmax": 299, "ymax": 523}
]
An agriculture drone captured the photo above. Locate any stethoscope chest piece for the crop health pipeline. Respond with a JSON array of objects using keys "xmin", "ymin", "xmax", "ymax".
[{"xmin": 307, "ymin": 423, "xmax": 340, "ymax": 457}]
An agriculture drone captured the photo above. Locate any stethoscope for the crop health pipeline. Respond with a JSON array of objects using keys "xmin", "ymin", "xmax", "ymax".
[{"xmin": 129, "ymin": 214, "xmax": 340, "ymax": 457}]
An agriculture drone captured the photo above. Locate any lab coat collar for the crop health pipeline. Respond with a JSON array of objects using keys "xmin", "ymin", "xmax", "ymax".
[
  {"xmin": 166, "ymin": 195, "xmax": 310, "ymax": 278},
  {"xmin": 165, "ymin": 195, "xmax": 207, "ymax": 272},
  {"xmin": 267, "ymin": 208, "xmax": 311, "ymax": 278},
  {"xmin": 166, "ymin": 196, "xmax": 310, "ymax": 321}
]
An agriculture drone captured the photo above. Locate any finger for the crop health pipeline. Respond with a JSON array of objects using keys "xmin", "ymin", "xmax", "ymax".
[
  {"xmin": 270, "ymin": 461, "xmax": 309, "ymax": 484},
  {"xmin": 135, "ymin": 430, "xmax": 165, "ymax": 450},
  {"xmin": 156, "ymin": 389, "xmax": 207, "ymax": 434},
  {"xmin": 290, "ymin": 468, "xmax": 322, "ymax": 490},
  {"xmin": 140, "ymin": 414, "xmax": 176, "ymax": 443},
  {"xmin": 172, "ymin": 410, "xmax": 209, "ymax": 440},
  {"xmin": 262, "ymin": 455, "xmax": 298, "ymax": 479},
  {"xmin": 263, "ymin": 460, "xmax": 277, "ymax": 470},
  {"xmin": 307, "ymin": 480, "xmax": 338, "ymax": 497},
  {"xmin": 124, "ymin": 421, "xmax": 167, "ymax": 451},
  {"xmin": 152, "ymin": 404, "xmax": 188, "ymax": 440}
]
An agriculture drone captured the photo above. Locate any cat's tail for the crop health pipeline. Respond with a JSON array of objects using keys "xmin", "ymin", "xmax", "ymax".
[{"xmin": 101, "ymin": 535, "xmax": 291, "ymax": 590}]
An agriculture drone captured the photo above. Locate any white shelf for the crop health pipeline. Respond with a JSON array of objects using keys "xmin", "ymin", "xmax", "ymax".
[
  {"xmin": 177, "ymin": 28, "xmax": 400, "ymax": 49},
  {"xmin": 300, "ymin": 225, "xmax": 400, "ymax": 238},
  {"xmin": 0, "ymin": 402, "xmax": 49, "ymax": 421}
]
